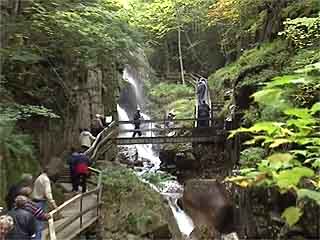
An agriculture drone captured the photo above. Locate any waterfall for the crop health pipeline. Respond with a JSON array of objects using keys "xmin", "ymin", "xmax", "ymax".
[{"xmin": 118, "ymin": 65, "xmax": 195, "ymax": 238}]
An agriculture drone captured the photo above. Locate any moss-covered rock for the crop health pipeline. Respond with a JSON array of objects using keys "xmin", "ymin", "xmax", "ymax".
[{"xmin": 101, "ymin": 166, "xmax": 180, "ymax": 239}]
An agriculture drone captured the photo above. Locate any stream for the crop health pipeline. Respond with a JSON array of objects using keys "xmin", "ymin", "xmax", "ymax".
[{"xmin": 117, "ymin": 66, "xmax": 195, "ymax": 238}]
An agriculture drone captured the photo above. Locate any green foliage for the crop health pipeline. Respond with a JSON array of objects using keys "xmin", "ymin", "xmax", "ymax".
[
  {"xmin": 0, "ymin": 121, "xmax": 40, "ymax": 205},
  {"xmin": 208, "ymin": 40, "xmax": 289, "ymax": 101},
  {"xmin": 29, "ymin": 0, "xmax": 141, "ymax": 61},
  {"xmin": 279, "ymin": 14, "xmax": 320, "ymax": 49},
  {"xmin": 208, "ymin": 0, "xmax": 320, "ymax": 54},
  {"xmin": 102, "ymin": 167, "xmax": 141, "ymax": 196},
  {"xmin": 240, "ymin": 147, "xmax": 266, "ymax": 168},
  {"xmin": 130, "ymin": 0, "xmax": 213, "ymax": 39},
  {"xmin": 150, "ymin": 83, "xmax": 193, "ymax": 101},
  {"xmin": 141, "ymin": 171, "xmax": 176, "ymax": 191},
  {"xmin": 148, "ymin": 82, "xmax": 195, "ymax": 122},
  {"xmin": 228, "ymin": 61, "xmax": 320, "ymax": 226},
  {"xmin": 0, "ymin": 104, "xmax": 59, "ymax": 121},
  {"xmin": 281, "ymin": 206, "xmax": 303, "ymax": 227}
]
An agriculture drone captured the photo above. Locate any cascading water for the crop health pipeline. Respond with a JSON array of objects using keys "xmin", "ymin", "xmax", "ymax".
[{"xmin": 118, "ymin": 66, "xmax": 195, "ymax": 238}]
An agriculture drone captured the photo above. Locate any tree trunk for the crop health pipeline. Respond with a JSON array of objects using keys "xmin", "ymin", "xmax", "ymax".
[
  {"xmin": 164, "ymin": 38, "xmax": 170, "ymax": 75},
  {"xmin": 178, "ymin": 25, "xmax": 185, "ymax": 85}
]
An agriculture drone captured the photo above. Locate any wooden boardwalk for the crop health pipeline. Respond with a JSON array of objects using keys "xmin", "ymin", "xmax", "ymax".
[
  {"xmin": 44, "ymin": 185, "xmax": 98, "ymax": 240},
  {"xmin": 47, "ymin": 118, "xmax": 225, "ymax": 240},
  {"xmin": 46, "ymin": 169, "xmax": 102, "ymax": 240}
]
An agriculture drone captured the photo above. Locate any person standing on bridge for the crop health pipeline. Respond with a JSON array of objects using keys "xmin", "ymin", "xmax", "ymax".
[
  {"xmin": 132, "ymin": 108, "xmax": 142, "ymax": 138},
  {"xmin": 197, "ymin": 78, "xmax": 208, "ymax": 105},
  {"xmin": 198, "ymin": 100, "xmax": 210, "ymax": 127}
]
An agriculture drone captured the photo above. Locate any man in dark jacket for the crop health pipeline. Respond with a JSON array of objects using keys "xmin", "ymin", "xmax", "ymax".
[
  {"xmin": 198, "ymin": 100, "xmax": 210, "ymax": 127},
  {"xmin": 132, "ymin": 108, "xmax": 142, "ymax": 137},
  {"xmin": 6, "ymin": 196, "xmax": 36, "ymax": 240}
]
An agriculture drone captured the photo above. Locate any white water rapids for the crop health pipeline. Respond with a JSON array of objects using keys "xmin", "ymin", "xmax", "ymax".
[{"xmin": 117, "ymin": 67, "xmax": 195, "ymax": 238}]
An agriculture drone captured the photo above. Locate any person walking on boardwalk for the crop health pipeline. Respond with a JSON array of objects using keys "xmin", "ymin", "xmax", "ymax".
[
  {"xmin": 6, "ymin": 196, "xmax": 36, "ymax": 240},
  {"xmin": 68, "ymin": 147, "xmax": 81, "ymax": 192},
  {"xmin": 79, "ymin": 128, "xmax": 96, "ymax": 152},
  {"xmin": 5, "ymin": 174, "xmax": 33, "ymax": 211},
  {"xmin": 132, "ymin": 108, "xmax": 142, "ymax": 138},
  {"xmin": 31, "ymin": 167, "xmax": 57, "ymax": 240},
  {"xmin": 91, "ymin": 114, "xmax": 104, "ymax": 137},
  {"xmin": 74, "ymin": 151, "xmax": 90, "ymax": 193},
  {"xmin": 0, "ymin": 215, "xmax": 14, "ymax": 240}
]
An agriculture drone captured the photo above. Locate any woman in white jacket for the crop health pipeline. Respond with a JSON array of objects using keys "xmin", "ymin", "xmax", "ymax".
[{"xmin": 79, "ymin": 128, "xmax": 96, "ymax": 151}]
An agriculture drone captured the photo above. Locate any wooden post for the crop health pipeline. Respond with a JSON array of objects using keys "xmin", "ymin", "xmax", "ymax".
[
  {"xmin": 211, "ymin": 102, "xmax": 214, "ymax": 127},
  {"xmin": 80, "ymin": 194, "xmax": 83, "ymax": 228},
  {"xmin": 48, "ymin": 213, "xmax": 57, "ymax": 240}
]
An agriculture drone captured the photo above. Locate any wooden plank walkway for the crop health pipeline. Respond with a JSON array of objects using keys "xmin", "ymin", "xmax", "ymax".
[{"xmin": 44, "ymin": 184, "xmax": 99, "ymax": 240}]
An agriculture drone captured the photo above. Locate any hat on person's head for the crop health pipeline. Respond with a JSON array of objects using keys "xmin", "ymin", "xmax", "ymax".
[{"xmin": 95, "ymin": 114, "xmax": 102, "ymax": 118}]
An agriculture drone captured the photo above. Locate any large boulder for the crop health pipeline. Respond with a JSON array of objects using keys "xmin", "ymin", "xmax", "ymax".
[
  {"xmin": 100, "ymin": 166, "xmax": 181, "ymax": 239},
  {"xmin": 181, "ymin": 179, "xmax": 234, "ymax": 238}
]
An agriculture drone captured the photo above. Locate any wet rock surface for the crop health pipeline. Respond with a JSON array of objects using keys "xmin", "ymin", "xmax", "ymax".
[
  {"xmin": 117, "ymin": 145, "xmax": 143, "ymax": 167},
  {"xmin": 101, "ymin": 166, "xmax": 180, "ymax": 240},
  {"xmin": 181, "ymin": 179, "xmax": 235, "ymax": 239}
]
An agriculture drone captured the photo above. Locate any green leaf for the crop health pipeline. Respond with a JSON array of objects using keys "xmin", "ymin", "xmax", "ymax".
[
  {"xmin": 281, "ymin": 207, "xmax": 303, "ymax": 227},
  {"xmin": 297, "ymin": 189, "xmax": 320, "ymax": 204},
  {"xmin": 269, "ymin": 138, "xmax": 292, "ymax": 148},
  {"xmin": 311, "ymin": 102, "xmax": 320, "ymax": 114},
  {"xmin": 267, "ymin": 153, "xmax": 293, "ymax": 170},
  {"xmin": 284, "ymin": 108, "xmax": 312, "ymax": 119},
  {"xmin": 248, "ymin": 122, "xmax": 283, "ymax": 135},
  {"xmin": 276, "ymin": 167, "xmax": 314, "ymax": 189},
  {"xmin": 252, "ymin": 88, "xmax": 282, "ymax": 106},
  {"xmin": 266, "ymin": 75, "xmax": 306, "ymax": 88}
]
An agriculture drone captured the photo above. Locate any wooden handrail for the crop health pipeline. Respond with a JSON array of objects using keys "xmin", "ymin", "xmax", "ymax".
[{"xmin": 48, "ymin": 167, "xmax": 103, "ymax": 240}]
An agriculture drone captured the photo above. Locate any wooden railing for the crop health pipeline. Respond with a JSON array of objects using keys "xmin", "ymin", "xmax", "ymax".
[
  {"xmin": 47, "ymin": 167, "xmax": 103, "ymax": 240},
  {"xmin": 84, "ymin": 121, "xmax": 118, "ymax": 161}
]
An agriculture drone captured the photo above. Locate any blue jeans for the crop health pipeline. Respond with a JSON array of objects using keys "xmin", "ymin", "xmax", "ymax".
[{"xmin": 33, "ymin": 200, "xmax": 47, "ymax": 240}]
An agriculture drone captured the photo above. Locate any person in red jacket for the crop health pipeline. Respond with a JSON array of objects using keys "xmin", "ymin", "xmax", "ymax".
[{"xmin": 74, "ymin": 151, "xmax": 90, "ymax": 193}]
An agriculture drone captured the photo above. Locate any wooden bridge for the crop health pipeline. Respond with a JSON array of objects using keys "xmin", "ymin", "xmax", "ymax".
[
  {"xmin": 85, "ymin": 117, "xmax": 226, "ymax": 162},
  {"xmin": 46, "ymin": 115, "xmax": 227, "ymax": 239}
]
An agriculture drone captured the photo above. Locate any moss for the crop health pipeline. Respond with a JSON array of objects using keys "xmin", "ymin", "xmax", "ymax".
[
  {"xmin": 149, "ymin": 82, "xmax": 194, "ymax": 104},
  {"xmin": 281, "ymin": 0, "xmax": 320, "ymax": 19},
  {"xmin": 101, "ymin": 166, "xmax": 172, "ymax": 237},
  {"xmin": 285, "ymin": 48, "xmax": 320, "ymax": 72},
  {"xmin": 148, "ymin": 82, "xmax": 195, "ymax": 122},
  {"xmin": 209, "ymin": 40, "xmax": 290, "ymax": 100}
]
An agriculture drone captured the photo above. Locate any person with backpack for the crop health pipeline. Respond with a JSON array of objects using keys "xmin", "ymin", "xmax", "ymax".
[
  {"xmin": 74, "ymin": 151, "xmax": 90, "ymax": 193},
  {"xmin": 68, "ymin": 148, "xmax": 81, "ymax": 192}
]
